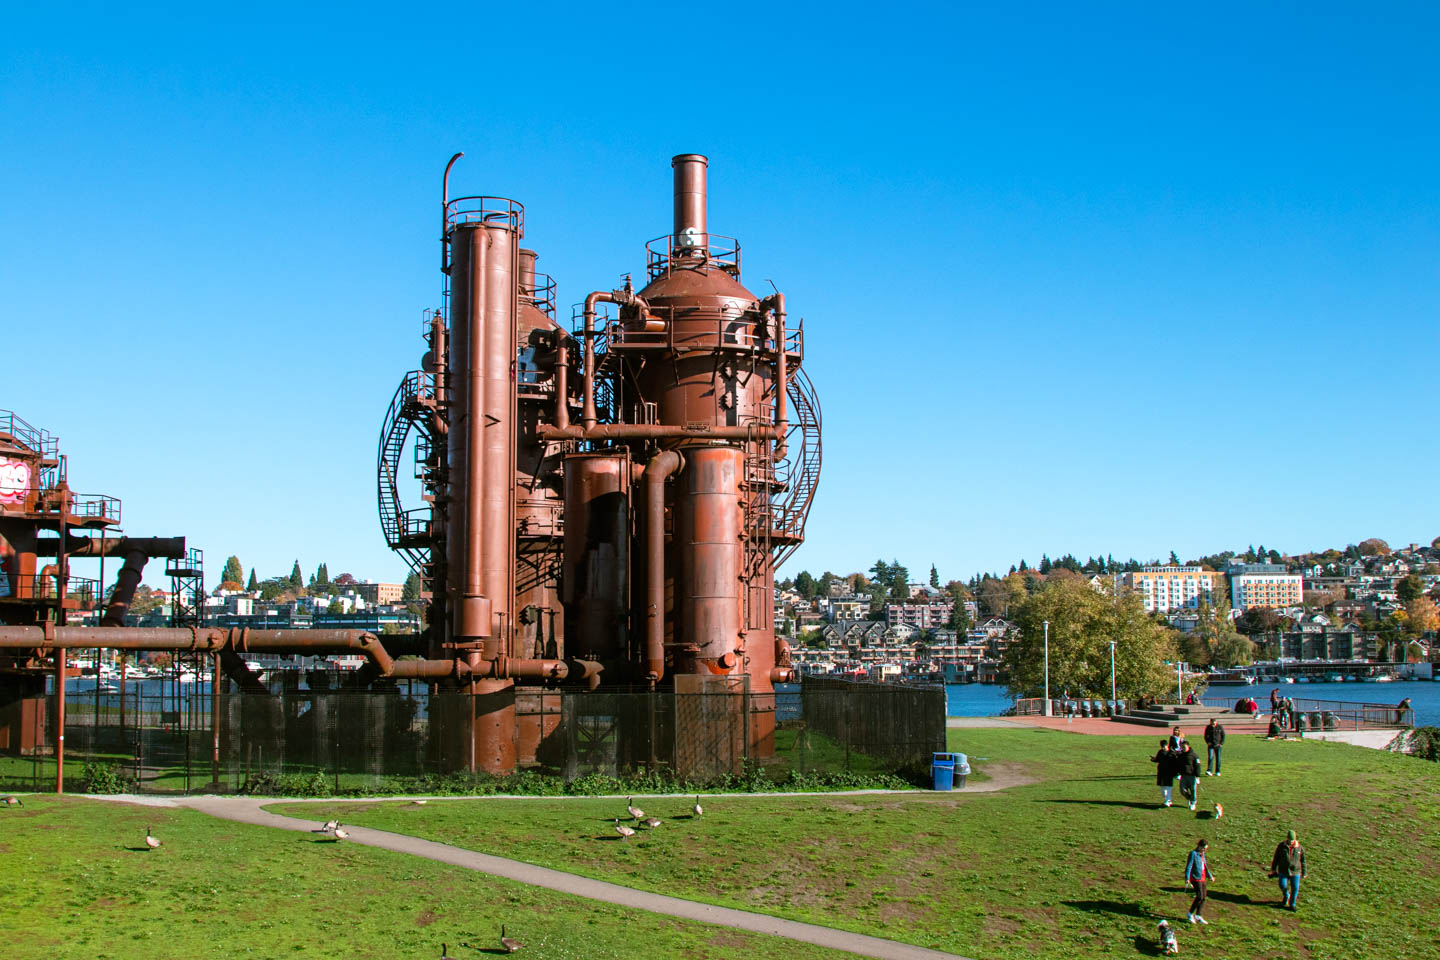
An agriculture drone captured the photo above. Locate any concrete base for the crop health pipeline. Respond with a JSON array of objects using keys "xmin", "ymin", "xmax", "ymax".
[{"xmin": 1301, "ymin": 729, "xmax": 1402, "ymax": 750}]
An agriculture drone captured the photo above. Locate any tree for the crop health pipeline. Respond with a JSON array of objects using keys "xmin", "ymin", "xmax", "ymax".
[
  {"xmin": 1003, "ymin": 576, "xmax": 1179, "ymax": 699},
  {"xmin": 947, "ymin": 599, "xmax": 973, "ymax": 634},
  {"xmin": 289, "ymin": 560, "xmax": 304, "ymax": 588},
  {"xmin": 816, "ymin": 571, "xmax": 838, "ymax": 596},
  {"xmin": 327, "ymin": 597, "xmax": 346, "ymax": 615},
  {"xmin": 221, "ymin": 555, "xmax": 244, "ymax": 586},
  {"xmin": 1405, "ymin": 596, "xmax": 1439, "ymax": 636},
  {"xmin": 1186, "ymin": 598, "xmax": 1253, "ymax": 668},
  {"xmin": 1168, "ymin": 550, "xmax": 1180, "ymax": 566},
  {"xmin": 1234, "ymin": 606, "xmax": 1283, "ymax": 636},
  {"xmin": 869, "ymin": 559, "xmax": 891, "ymax": 589},
  {"xmin": 334, "ymin": 573, "xmax": 357, "ymax": 586},
  {"xmin": 929, "ymin": 564, "xmax": 940, "ymax": 589},
  {"xmin": 1358, "ymin": 538, "xmax": 1391, "ymax": 557},
  {"xmin": 246, "ymin": 568, "xmax": 257, "ymax": 591},
  {"xmin": 1268, "ymin": 549, "xmax": 1283, "ymax": 565},
  {"xmin": 402, "ymin": 571, "xmax": 422, "ymax": 602},
  {"xmin": 795, "ymin": 570, "xmax": 817, "ymax": 600},
  {"xmin": 887, "ymin": 559, "xmax": 910, "ymax": 599},
  {"xmin": 215, "ymin": 580, "xmax": 243, "ymax": 594},
  {"xmin": 1397, "ymin": 574, "xmax": 1425, "ymax": 603}
]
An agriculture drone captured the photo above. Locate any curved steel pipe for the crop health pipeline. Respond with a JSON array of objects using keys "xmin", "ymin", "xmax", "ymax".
[
  {"xmin": 580, "ymin": 290, "xmax": 616, "ymax": 430},
  {"xmin": 101, "ymin": 549, "xmax": 150, "ymax": 626}
]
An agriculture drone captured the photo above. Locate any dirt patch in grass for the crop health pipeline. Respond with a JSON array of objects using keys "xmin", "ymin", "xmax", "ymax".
[{"xmin": 415, "ymin": 909, "xmax": 439, "ymax": 927}]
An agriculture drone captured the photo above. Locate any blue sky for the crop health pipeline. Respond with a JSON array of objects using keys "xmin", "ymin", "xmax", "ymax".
[{"xmin": 3, "ymin": 3, "xmax": 1436, "ymax": 590}]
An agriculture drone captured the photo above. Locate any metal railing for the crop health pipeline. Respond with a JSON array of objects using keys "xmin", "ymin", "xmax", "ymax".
[
  {"xmin": 645, "ymin": 233, "xmax": 741, "ymax": 280},
  {"xmin": 0, "ymin": 573, "xmax": 98, "ymax": 605}
]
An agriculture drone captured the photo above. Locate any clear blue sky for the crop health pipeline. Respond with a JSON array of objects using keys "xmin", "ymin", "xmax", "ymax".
[{"xmin": 3, "ymin": 3, "xmax": 1436, "ymax": 591}]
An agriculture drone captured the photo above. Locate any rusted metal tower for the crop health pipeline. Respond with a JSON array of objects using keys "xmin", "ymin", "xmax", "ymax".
[{"xmin": 378, "ymin": 153, "xmax": 822, "ymax": 773}]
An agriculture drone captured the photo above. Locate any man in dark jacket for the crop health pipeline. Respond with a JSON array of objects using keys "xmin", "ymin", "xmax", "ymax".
[
  {"xmin": 1203, "ymin": 718, "xmax": 1226, "ymax": 776},
  {"xmin": 1151, "ymin": 739, "xmax": 1177, "ymax": 807},
  {"xmin": 1270, "ymin": 830, "xmax": 1307, "ymax": 910},
  {"xmin": 1176, "ymin": 741, "xmax": 1202, "ymax": 810}
]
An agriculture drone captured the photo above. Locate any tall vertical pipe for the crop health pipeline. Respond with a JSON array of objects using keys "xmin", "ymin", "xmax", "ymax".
[
  {"xmin": 644, "ymin": 450, "xmax": 683, "ymax": 682},
  {"xmin": 54, "ymin": 650, "xmax": 65, "ymax": 793},
  {"xmin": 672, "ymin": 154, "xmax": 708, "ymax": 243}
]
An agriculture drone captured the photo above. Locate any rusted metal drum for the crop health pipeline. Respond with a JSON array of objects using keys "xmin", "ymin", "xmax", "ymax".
[
  {"xmin": 562, "ymin": 453, "xmax": 631, "ymax": 662},
  {"xmin": 675, "ymin": 446, "xmax": 744, "ymax": 668}
]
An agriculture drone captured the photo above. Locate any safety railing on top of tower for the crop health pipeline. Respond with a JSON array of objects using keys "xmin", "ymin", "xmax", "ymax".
[
  {"xmin": 0, "ymin": 573, "xmax": 99, "ymax": 605},
  {"xmin": 522, "ymin": 271, "xmax": 556, "ymax": 318},
  {"xmin": 602, "ymin": 313, "xmax": 803, "ymax": 358},
  {"xmin": 0, "ymin": 410, "xmax": 60, "ymax": 461},
  {"xmin": 443, "ymin": 196, "xmax": 524, "ymax": 235},
  {"xmin": 645, "ymin": 234, "xmax": 741, "ymax": 281},
  {"xmin": 65, "ymin": 493, "xmax": 122, "ymax": 524}
]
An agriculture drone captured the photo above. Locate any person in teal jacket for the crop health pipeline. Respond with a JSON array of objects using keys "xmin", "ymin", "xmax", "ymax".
[{"xmin": 1184, "ymin": 839, "xmax": 1215, "ymax": 924}]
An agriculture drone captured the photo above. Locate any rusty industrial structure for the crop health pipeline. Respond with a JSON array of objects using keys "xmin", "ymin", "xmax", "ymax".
[
  {"xmin": 0, "ymin": 153, "xmax": 822, "ymax": 787},
  {"xmin": 377, "ymin": 152, "xmax": 821, "ymax": 772}
]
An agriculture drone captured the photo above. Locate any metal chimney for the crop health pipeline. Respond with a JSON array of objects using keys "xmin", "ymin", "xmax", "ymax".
[{"xmin": 671, "ymin": 153, "xmax": 708, "ymax": 249}]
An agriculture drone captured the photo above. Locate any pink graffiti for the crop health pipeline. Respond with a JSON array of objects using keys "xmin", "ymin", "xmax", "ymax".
[{"xmin": 0, "ymin": 458, "xmax": 32, "ymax": 505}]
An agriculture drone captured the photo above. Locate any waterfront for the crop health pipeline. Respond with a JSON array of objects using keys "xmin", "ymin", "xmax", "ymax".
[{"xmin": 946, "ymin": 679, "xmax": 1440, "ymax": 727}]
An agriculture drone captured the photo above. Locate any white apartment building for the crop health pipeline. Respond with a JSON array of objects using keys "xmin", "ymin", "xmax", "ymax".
[
  {"xmin": 1120, "ymin": 566, "xmax": 1223, "ymax": 613},
  {"xmin": 1229, "ymin": 563, "xmax": 1303, "ymax": 610}
]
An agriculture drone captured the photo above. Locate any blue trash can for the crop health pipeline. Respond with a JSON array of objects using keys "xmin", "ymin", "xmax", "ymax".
[{"xmin": 931, "ymin": 752, "xmax": 956, "ymax": 791}]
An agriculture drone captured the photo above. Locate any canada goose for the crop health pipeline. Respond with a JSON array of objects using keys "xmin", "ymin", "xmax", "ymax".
[
  {"xmin": 499, "ymin": 924, "xmax": 523, "ymax": 953},
  {"xmin": 145, "ymin": 826, "xmax": 161, "ymax": 850},
  {"xmin": 625, "ymin": 797, "xmax": 644, "ymax": 820},
  {"xmin": 412, "ymin": 799, "xmax": 428, "ymax": 805},
  {"xmin": 614, "ymin": 819, "xmax": 636, "ymax": 841},
  {"xmin": 692, "ymin": 796, "xmax": 702, "ymax": 818},
  {"xmin": 314, "ymin": 819, "xmax": 339, "ymax": 833},
  {"xmin": 642, "ymin": 817, "xmax": 662, "ymax": 829},
  {"xmin": 332, "ymin": 825, "xmax": 350, "ymax": 841},
  {"xmin": 440, "ymin": 943, "xmax": 451, "ymax": 959},
  {"xmin": 1, "ymin": 795, "xmax": 23, "ymax": 807}
]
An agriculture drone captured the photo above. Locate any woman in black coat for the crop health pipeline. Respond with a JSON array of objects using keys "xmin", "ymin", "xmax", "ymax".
[{"xmin": 1151, "ymin": 739, "xmax": 1177, "ymax": 807}]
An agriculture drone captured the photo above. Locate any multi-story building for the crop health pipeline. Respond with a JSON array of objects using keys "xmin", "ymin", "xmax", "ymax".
[
  {"xmin": 353, "ymin": 581, "xmax": 403, "ymax": 605},
  {"xmin": 1230, "ymin": 563, "xmax": 1303, "ymax": 610},
  {"xmin": 1120, "ymin": 566, "xmax": 1223, "ymax": 613},
  {"xmin": 885, "ymin": 600, "xmax": 954, "ymax": 631}
]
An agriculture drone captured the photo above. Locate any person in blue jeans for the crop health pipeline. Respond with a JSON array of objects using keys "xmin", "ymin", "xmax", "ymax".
[
  {"xmin": 1270, "ymin": 830, "xmax": 1307, "ymax": 910},
  {"xmin": 1203, "ymin": 718, "xmax": 1225, "ymax": 776}
]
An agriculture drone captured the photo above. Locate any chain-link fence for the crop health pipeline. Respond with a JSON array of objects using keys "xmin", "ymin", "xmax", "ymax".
[{"xmin": 0, "ymin": 675, "xmax": 945, "ymax": 794}]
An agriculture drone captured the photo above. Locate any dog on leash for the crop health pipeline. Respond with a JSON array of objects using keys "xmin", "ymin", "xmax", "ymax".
[{"xmin": 1158, "ymin": 919, "xmax": 1179, "ymax": 955}]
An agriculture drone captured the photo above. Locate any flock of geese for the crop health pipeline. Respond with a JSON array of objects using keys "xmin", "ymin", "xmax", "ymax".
[{"xmin": 613, "ymin": 795, "xmax": 702, "ymax": 841}]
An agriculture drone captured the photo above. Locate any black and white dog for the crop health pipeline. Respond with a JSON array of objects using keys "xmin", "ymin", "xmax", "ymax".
[{"xmin": 1157, "ymin": 919, "xmax": 1179, "ymax": 955}]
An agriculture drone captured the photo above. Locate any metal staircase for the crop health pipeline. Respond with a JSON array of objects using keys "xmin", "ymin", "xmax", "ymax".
[
  {"xmin": 770, "ymin": 367, "xmax": 821, "ymax": 569},
  {"xmin": 377, "ymin": 370, "xmax": 440, "ymax": 577}
]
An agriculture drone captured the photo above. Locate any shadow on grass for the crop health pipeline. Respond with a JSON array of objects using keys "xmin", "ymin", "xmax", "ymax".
[
  {"xmin": 1043, "ymin": 799, "xmax": 1158, "ymax": 810},
  {"xmin": 1158, "ymin": 887, "xmax": 1262, "ymax": 906},
  {"xmin": 1063, "ymin": 775, "xmax": 1150, "ymax": 782},
  {"xmin": 122, "ymin": 845, "xmax": 154, "ymax": 852},
  {"xmin": 1131, "ymin": 934, "xmax": 1166, "ymax": 956},
  {"xmin": 1062, "ymin": 899, "xmax": 1154, "ymax": 920}
]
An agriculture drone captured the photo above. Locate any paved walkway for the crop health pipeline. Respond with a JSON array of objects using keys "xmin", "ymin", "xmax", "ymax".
[{"xmin": 146, "ymin": 795, "xmax": 971, "ymax": 960}]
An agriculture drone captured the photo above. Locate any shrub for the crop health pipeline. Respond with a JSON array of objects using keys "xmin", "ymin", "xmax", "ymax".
[{"xmin": 80, "ymin": 761, "xmax": 133, "ymax": 795}]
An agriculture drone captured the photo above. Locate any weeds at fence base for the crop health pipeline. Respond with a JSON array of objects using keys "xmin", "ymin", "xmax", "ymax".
[
  {"xmin": 236, "ymin": 765, "xmax": 918, "ymax": 798},
  {"xmin": 80, "ymin": 761, "xmax": 135, "ymax": 795}
]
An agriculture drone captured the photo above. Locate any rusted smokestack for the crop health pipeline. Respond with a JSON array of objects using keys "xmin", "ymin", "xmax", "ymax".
[
  {"xmin": 518, "ymin": 248, "xmax": 539, "ymax": 303},
  {"xmin": 672, "ymin": 153, "xmax": 708, "ymax": 247}
]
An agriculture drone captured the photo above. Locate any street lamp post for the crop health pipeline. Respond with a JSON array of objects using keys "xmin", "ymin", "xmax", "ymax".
[
  {"xmin": 1043, "ymin": 620, "xmax": 1051, "ymax": 717},
  {"xmin": 1109, "ymin": 639, "xmax": 1117, "ymax": 708}
]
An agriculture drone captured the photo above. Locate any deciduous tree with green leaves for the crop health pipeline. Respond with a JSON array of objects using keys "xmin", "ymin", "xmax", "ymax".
[
  {"xmin": 1003, "ymin": 576, "xmax": 1179, "ymax": 699},
  {"xmin": 220, "ymin": 555, "xmax": 244, "ymax": 586}
]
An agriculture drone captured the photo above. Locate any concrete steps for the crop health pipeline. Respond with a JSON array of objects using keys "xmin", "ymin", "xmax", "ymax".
[{"xmin": 1113, "ymin": 706, "xmax": 1267, "ymax": 730}]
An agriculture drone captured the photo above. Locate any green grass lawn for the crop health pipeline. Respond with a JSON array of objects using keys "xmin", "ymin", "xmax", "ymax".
[
  {"xmin": 276, "ymin": 729, "xmax": 1440, "ymax": 960},
  {"xmin": 0, "ymin": 796, "xmax": 857, "ymax": 960}
]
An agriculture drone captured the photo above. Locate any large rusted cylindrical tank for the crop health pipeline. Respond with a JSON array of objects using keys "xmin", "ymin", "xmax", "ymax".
[
  {"xmin": 561, "ymin": 453, "xmax": 631, "ymax": 662},
  {"xmin": 445, "ymin": 219, "xmax": 519, "ymax": 657},
  {"xmin": 675, "ymin": 446, "xmax": 744, "ymax": 669}
]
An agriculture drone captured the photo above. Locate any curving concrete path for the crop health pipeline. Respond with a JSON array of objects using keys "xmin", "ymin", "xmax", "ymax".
[{"xmin": 160, "ymin": 795, "xmax": 973, "ymax": 960}]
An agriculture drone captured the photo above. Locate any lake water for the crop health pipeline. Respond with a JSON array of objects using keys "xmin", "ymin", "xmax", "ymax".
[{"xmin": 945, "ymin": 680, "xmax": 1440, "ymax": 728}]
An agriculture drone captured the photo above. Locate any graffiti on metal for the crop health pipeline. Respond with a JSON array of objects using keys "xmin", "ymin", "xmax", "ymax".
[{"xmin": 0, "ymin": 458, "xmax": 31, "ymax": 506}]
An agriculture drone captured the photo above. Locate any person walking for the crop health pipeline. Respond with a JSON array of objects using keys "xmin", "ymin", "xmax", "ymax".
[
  {"xmin": 1203, "ymin": 718, "xmax": 1225, "ymax": 776},
  {"xmin": 1151, "ymin": 739, "xmax": 1177, "ymax": 807},
  {"xmin": 1168, "ymin": 726, "xmax": 1186, "ymax": 751},
  {"xmin": 1270, "ymin": 830, "xmax": 1307, "ymax": 911},
  {"xmin": 1269, "ymin": 687, "xmax": 1280, "ymax": 716},
  {"xmin": 1177, "ymin": 741, "xmax": 1202, "ymax": 810},
  {"xmin": 1184, "ymin": 839, "xmax": 1214, "ymax": 924}
]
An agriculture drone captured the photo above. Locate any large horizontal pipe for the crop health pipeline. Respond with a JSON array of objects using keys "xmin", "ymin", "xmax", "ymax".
[
  {"xmin": 0, "ymin": 627, "xmax": 394, "ymax": 676},
  {"xmin": 539, "ymin": 423, "xmax": 782, "ymax": 442},
  {"xmin": 32, "ymin": 536, "xmax": 187, "ymax": 559},
  {"xmin": 389, "ymin": 656, "xmax": 604, "ymax": 684}
]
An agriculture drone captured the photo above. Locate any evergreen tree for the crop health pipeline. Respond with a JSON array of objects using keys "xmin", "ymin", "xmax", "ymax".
[
  {"xmin": 888, "ymin": 559, "xmax": 909, "ymax": 599},
  {"xmin": 929, "ymin": 564, "xmax": 940, "ymax": 588},
  {"xmin": 1039, "ymin": 555, "xmax": 1052, "ymax": 574},
  {"xmin": 795, "ymin": 570, "xmax": 817, "ymax": 599},
  {"xmin": 246, "ymin": 568, "xmax": 257, "ymax": 591},
  {"xmin": 1168, "ymin": 550, "xmax": 1181, "ymax": 565},
  {"xmin": 314, "ymin": 563, "xmax": 330, "ymax": 587},
  {"xmin": 1018, "ymin": 559, "xmax": 1029, "ymax": 573},
  {"xmin": 289, "ymin": 560, "xmax": 303, "ymax": 588},
  {"xmin": 1096, "ymin": 556, "xmax": 1107, "ymax": 574},
  {"xmin": 220, "ymin": 555, "xmax": 244, "ymax": 586},
  {"xmin": 402, "ymin": 571, "xmax": 422, "ymax": 601}
]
